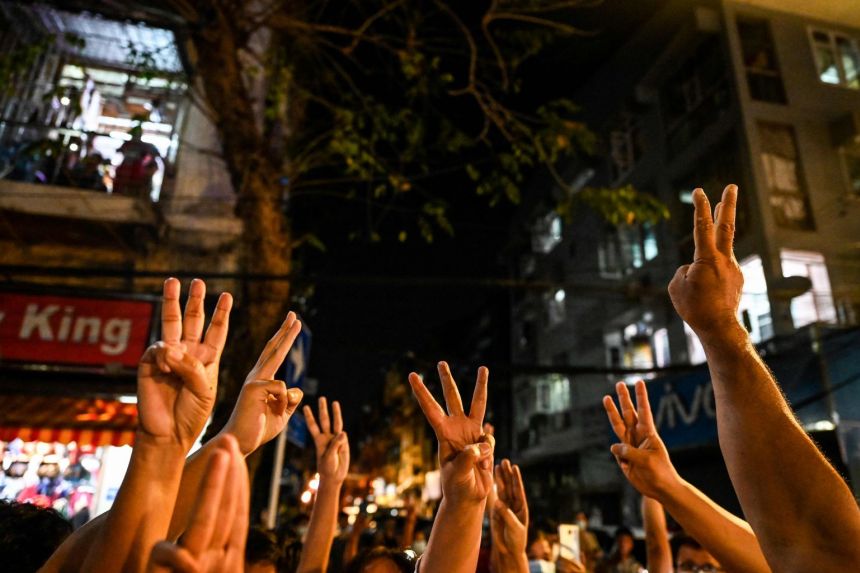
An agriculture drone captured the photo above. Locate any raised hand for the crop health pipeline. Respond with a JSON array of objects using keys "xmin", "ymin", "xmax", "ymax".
[
  {"xmin": 304, "ymin": 398, "xmax": 350, "ymax": 483},
  {"xmin": 668, "ymin": 185, "xmax": 745, "ymax": 344},
  {"xmin": 146, "ymin": 435, "xmax": 249, "ymax": 573},
  {"xmin": 408, "ymin": 362, "xmax": 493, "ymax": 505},
  {"xmin": 137, "ymin": 278, "xmax": 232, "ymax": 450},
  {"xmin": 223, "ymin": 312, "xmax": 304, "ymax": 455},
  {"xmin": 603, "ymin": 381, "xmax": 680, "ymax": 499},
  {"xmin": 491, "ymin": 459, "xmax": 529, "ymax": 563}
]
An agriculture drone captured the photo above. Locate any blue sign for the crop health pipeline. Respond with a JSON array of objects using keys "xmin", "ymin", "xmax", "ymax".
[
  {"xmin": 647, "ymin": 369, "xmax": 717, "ymax": 449},
  {"xmin": 283, "ymin": 322, "xmax": 312, "ymax": 448}
]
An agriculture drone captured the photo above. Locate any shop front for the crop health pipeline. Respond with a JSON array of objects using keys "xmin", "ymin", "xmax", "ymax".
[{"xmin": 0, "ymin": 288, "xmax": 156, "ymax": 524}]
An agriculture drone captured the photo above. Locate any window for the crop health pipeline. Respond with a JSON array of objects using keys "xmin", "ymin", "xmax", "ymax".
[
  {"xmin": 534, "ymin": 374, "xmax": 571, "ymax": 415},
  {"xmin": 598, "ymin": 223, "xmax": 659, "ymax": 278},
  {"xmin": 653, "ymin": 328, "xmax": 670, "ymax": 368},
  {"xmin": 607, "ymin": 110, "xmax": 643, "ymax": 183},
  {"xmin": 531, "ymin": 212, "xmax": 563, "ymax": 254},
  {"xmin": 840, "ymin": 145, "xmax": 860, "ymax": 196},
  {"xmin": 737, "ymin": 18, "xmax": 787, "ymax": 103},
  {"xmin": 546, "ymin": 289, "xmax": 566, "ymax": 327},
  {"xmin": 810, "ymin": 29, "xmax": 860, "ymax": 89},
  {"xmin": 758, "ymin": 122, "xmax": 814, "ymax": 230},
  {"xmin": 780, "ymin": 250, "xmax": 836, "ymax": 327},
  {"xmin": 739, "ymin": 255, "xmax": 773, "ymax": 343}
]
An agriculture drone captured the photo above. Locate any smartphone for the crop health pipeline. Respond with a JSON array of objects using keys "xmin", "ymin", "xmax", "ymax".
[{"xmin": 558, "ymin": 523, "xmax": 580, "ymax": 562}]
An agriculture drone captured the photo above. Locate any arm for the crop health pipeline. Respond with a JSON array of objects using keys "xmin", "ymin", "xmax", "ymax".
[
  {"xmin": 408, "ymin": 362, "xmax": 494, "ymax": 573},
  {"xmin": 641, "ymin": 498, "xmax": 672, "ymax": 573},
  {"xmin": 298, "ymin": 398, "xmax": 350, "ymax": 573},
  {"xmin": 43, "ymin": 307, "xmax": 304, "ymax": 572},
  {"xmin": 669, "ymin": 185, "xmax": 860, "ymax": 570},
  {"xmin": 82, "ymin": 279, "xmax": 232, "ymax": 573},
  {"xmin": 490, "ymin": 460, "xmax": 529, "ymax": 573},
  {"xmin": 401, "ymin": 495, "xmax": 419, "ymax": 549},
  {"xmin": 147, "ymin": 434, "xmax": 250, "ymax": 573},
  {"xmin": 604, "ymin": 380, "xmax": 770, "ymax": 573}
]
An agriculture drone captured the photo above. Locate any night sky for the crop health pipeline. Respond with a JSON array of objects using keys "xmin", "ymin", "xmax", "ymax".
[{"xmin": 295, "ymin": 0, "xmax": 664, "ymax": 435}]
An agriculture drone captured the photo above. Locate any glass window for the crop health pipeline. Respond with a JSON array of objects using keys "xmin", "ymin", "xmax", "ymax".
[
  {"xmin": 758, "ymin": 122, "xmax": 814, "ymax": 230},
  {"xmin": 737, "ymin": 18, "xmax": 787, "ymax": 103},
  {"xmin": 780, "ymin": 249, "xmax": 836, "ymax": 328},
  {"xmin": 739, "ymin": 255, "xmax": 773, "ymax": 343},
  {"xmin": 608, "ymin": 111, "xmax": 643, "ymax": 183},
  {"xmin": 810, "ymin": 29, "xmax": 860, "ymax": 89},
  {"xmin": 546, "ymin": 289, "xmax": 566, "ymax": 327},
  {"xmin": 531, "ymin": 212, "xmax": 563, "ymax": 254},
  {"xmin": 599, "ymin": 223, "xmax": 660, "ymax": 277}
]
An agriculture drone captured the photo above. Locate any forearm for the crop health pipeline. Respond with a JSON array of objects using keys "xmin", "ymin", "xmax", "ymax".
[
  {"xmin": 81, "ymin": 436, "xmax": 186, "ymax": 573},
  {"xmin": 659, "ymin": 479, "xmax": 770, "ymax": 573},
  {"xmin": 641, "ymin": 497, "xmax": 672, "ymax": 573},
  {"xmin": 420, "ymin": 498, "xmax": 485, "ymax": 573},
  {"xmin": 167, "ymin": 437, "xmax": 223, "ymax": 540},
  {"xmin": 297, "ymin": 479, "xmax": 342, "ymax": 573},
  {"xmin": 39, "ymin": 513, "xmax": 106, "ymax": 573},
  {"xmin": 702, "ymin": 326, "xmax": 860, "ymax": 567}
]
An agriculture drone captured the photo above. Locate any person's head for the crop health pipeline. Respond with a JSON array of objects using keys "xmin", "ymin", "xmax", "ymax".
[
  {"xmin": 674, "ymin": 535, "xmax": 721, "ymax": 573},
  {"xmin": 526, "ymin": 528, "xmax": 552, "ymax": 561},
  {"xmin": 0, "ymin": 500, "xmax": 73, "ymax": 572},
  {"xmin": 344, "ymin": 547, "xmax": 415, "ymax": 573},
  {"xmin": 614, "ymin": 526, "xmax": 634, "ymax": 558},
  {"xmin": 575, "ymin": 511, "xmax": 588, "ymax": 529},
  {"xmin": 245, "ymin": 527, "xmax": 282, "ymax": 573}
]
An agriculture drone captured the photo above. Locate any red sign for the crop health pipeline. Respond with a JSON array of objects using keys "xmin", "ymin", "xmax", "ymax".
[{"xmin": 0, "ymin": 293, "xmax": 154, "ymax": 368}]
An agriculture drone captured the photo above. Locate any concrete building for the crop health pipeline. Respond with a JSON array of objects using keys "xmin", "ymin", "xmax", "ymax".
[
  {"xmin": 509, "ymin": 0, "xmax": 860, "ymax": 525},
  {"xmin": 0, "ymin": 2, "xmax": 243, "ymax": 519}
]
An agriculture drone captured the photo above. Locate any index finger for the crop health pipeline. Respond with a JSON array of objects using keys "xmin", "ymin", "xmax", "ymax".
[
  {"xmin": 437, "ymin": 361, "xmax": 465, "ymax": 416},
  {"xmin": 715, "ymin": 184, "xmax": 738, "ymax": 256},
  {"xmin": 408, "ymin": 372, "xmax": 446, "ymax": 431},
  {"xmin": 332, "ymin": 401, "xmax": 343, "ymax": 434},
  {"xmin": 469, "ymin": 366, "xmax": 489, "ymax": 422},
  {"xmin": 182, "ymin": 279, "xmax": 206, "ymax": 344},
  {"xmin": 602, "ymin": 395, "xmax": 627, "ymax": 442},
  {"xmin": 202, "ymin": 292, "xmax": 233, "ymax": 360},
  {"xmin": 161, "ymin": 278, "xmax": 182, "ymax": 345},
  {"xmin": 634, "ymin": 380, "xmax": 656, "ymax": 432},
  {"xmin": 303, "ymin": 405, "xmax": 321, "ymax": 437},
  {"xmin": 255, "ymin": 313, "xmax": 301, "ymax": 380},
  {"xmin": 693, "ymin": 188, "xmax": 717, "ymax": 259}
]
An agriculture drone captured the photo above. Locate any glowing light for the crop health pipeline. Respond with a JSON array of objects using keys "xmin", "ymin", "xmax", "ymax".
[
  {"xmin": 60, "ymin": 96, "xmax": 71, "ymax": 106},
  {"xmin": 69, "ymin": 143, "xmax": 79, "ymax": 152},
  {"xmin": 309, "ymin": 473, "xmax": 320, "ymax": 491},
  {"xmin": 366, "ymin": 503, "xmax": 378, "ymax": 514},
  {"xmin": 300, "ymin": 490, "xmax": 313, "ymax": 504},
  {"xmin": 554, "ymin": 289, "xmax": 566, "ymax": 303},
  {"xmin": 118, "ymin": 395, "xmax": 137, "ymax": 404},
  {"xmin": 348, "ymin": 514, "xmax": 357, "ymax": 525}
]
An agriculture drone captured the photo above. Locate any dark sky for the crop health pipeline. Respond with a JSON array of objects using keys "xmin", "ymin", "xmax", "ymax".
[{"xmin": 298, "ymin": 0, "xmax": 664, "ymax": 432}]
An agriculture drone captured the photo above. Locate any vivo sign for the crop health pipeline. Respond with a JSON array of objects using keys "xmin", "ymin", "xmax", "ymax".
[
  {"xmin": 0, "ymin": 292, "xmax": 154, "ymax": 368},
  {"xmin": 648, "ymin": 371, "xmax": 718, "ymax": 449}
]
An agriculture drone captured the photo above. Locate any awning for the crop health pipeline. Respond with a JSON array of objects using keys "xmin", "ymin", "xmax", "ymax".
[{"xmin": 0, "ymin": 395, "xmax": 138, "ymax": 447}]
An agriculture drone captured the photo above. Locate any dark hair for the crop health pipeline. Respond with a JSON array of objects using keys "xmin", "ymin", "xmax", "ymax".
[
  {"xmin": 673, "ymin": 533, "xmax": 703, "ymax": 559},
  {"xmin": 344, "ymin": 547, "xmax": 415, "ymax": 573},
  {"xmin": 0, "ymin": 500, "xmax": 73, "ymax": 573},
  {"xmin": 614, "ymin": 526, "xmax": 634, "ymax": 539},
  {"xmin": 245, "ymin": 527, "xmax": 283, "ymax": 565}
]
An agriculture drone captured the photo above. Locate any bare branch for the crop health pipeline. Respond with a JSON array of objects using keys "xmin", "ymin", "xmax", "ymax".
[
  {"xmin": 344, "ymin": 0, "xmax": 406, "ymax": 55},
  {"xmin": 485, "ymin": 12, "xmax": 594, "ymax": 36}
]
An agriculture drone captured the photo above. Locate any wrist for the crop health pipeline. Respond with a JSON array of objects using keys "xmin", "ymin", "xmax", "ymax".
[
  {"xmin": 696, "ymin": 318, "xmax": 748, "ymax": 350},
  {"xmin": 317, "ymin": 476, "xmax": 344, "ymax": 494},
  {"xmin": 133, "ymin": 431, "xmax": 190, "ymax": 461},
  {"xmin": 497, "ymin": 552, "xmax": 529, "ymax": 573}
]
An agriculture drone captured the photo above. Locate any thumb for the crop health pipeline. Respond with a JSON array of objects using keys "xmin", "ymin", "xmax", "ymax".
[
  {"xmin": 451, "ymin": 444, "xmax": 482, "ymax": 475},
  {"xmin": 164, "ymin": 348, "xmax": 210, "ymax": 396},
  {"xmin": 286, "ymin": 388, "xmax": 303, "ymax": 415},
  {"xmin": 610, "ymin": 443, "xmax": 648, "ymax": 464},
  {"xmin": 494, "ymin": 500, "xmax": 521, "ymax": 528}
]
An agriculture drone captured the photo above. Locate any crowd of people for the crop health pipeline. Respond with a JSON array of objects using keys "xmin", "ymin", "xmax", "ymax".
[{"xmin": 1, "ymin": 185, "xmax": 859, "ymax": 572}]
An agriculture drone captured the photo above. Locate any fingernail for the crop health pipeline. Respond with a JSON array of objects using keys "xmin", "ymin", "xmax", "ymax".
[
  {"xmin": 478, "ymin": 442, "xmax": 492, "ymax": 456},
  {"xmin": 287, "ymin": 388, "xmax": 303, "ymax": 403},
  {"xmin": 480, "ymin": 458, "xmax": 492, "ymax": 471}
]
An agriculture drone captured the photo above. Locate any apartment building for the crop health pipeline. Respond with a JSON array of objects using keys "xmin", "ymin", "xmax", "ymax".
[{"xmin": 509, "ymin": 0, "xmax": 860, "ymax": 524}]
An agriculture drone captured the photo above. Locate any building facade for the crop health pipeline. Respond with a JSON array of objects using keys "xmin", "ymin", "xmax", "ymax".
[{"xmin": 509, "ymin": 0, "xmax": 860, "ymax": 525}]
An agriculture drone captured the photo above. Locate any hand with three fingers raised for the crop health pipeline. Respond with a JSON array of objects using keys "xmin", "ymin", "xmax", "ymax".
[
  {"xmin": 602, "ymin": 380, "xmax": 681, "ymax": 500},
  {"xmin": 222, "ymin": 312, "xmax": 304, "ymax": 456},
  {"xmin": 668, "ymin": 185, "xmax": 746, "ymax": 346},
  {"xmin": 137, "ymin": 278, "xmax": 232, "ymax": 452}
]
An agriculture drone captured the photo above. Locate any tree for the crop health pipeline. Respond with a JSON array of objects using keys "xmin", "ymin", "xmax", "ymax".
[{"xmin": 138, "ymin": 0, "xmax": 667, "ymax": 435}]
